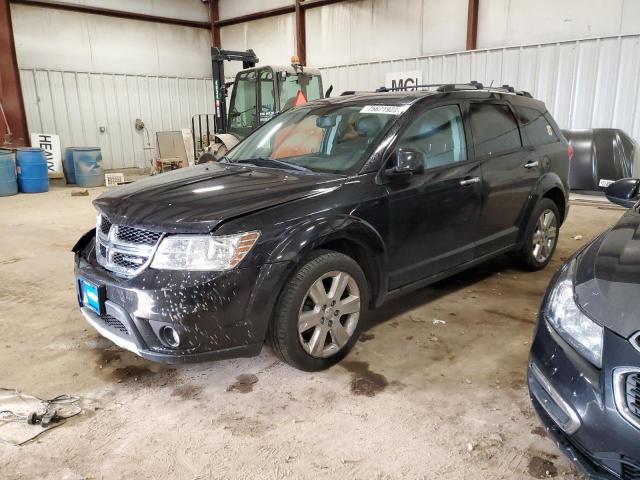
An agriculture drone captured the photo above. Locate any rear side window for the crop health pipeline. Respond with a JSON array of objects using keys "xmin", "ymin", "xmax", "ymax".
[
  {"xmin": 515, "ymin": 107, "xmax": 559, "ymax": 146},
  {"xmin": 469, "ymin": 104, "xmax": 521, "ymax": 157}
]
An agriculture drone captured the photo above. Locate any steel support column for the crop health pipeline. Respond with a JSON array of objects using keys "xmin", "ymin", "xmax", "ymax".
[
  {"xmin": 466, "ymin": 0, "xmax": 479, "ymax": 50},
  {"xmin": 295, "ymin": 0, "xmax": 306, "ymax": 65},
  {"xmin": 210, "ymin": 0, "xmax": 220, "ymax": 46},
  {"xmin": 0, "ymin": 0, "xmax": 27, "ymax": 146}
]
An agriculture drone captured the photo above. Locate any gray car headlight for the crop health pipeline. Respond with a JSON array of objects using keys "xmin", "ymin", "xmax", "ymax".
[
  {"xmin": 150, "ymin": 231, "xmax": 260, "ymax": 271},
  {"xmin": 546, "ymin": 261, "xmax": 603, "ymax": 368}
]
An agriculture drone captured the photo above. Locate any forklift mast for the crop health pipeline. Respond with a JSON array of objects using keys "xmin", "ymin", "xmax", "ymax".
[{"xmin": 211, "ymin": 47, "xmax": 259, "ymax": 134}]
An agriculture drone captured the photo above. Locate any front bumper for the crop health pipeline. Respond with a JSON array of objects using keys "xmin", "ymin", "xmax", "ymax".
[
  {"xmin": 75, "ymin": 236, "xmax": 292, "ymax": 363},
  {"xmin": 528, "ymin": 314, "xmax": 640, "ymax": 478}
]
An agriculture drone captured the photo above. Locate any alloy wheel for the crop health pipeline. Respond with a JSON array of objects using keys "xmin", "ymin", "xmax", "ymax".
[
  {"xmin": 297, "ymin": 271, "xmax": 361, "ymax": 358},
  {"xmin": 532, "ymin": 209, "xmax": 558, "ymax": 263}
]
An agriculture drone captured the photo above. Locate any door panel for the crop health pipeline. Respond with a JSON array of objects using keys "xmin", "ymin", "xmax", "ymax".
[
  {"xmin": 387, "ymin": 163, "xmax": 483, "ymax": 289},
  {"xmin": 469, "ymin": 103, "xmax": 538, "ymax": 257},
  {"xmin": 386, "ymin": 104, "xmax": 482, "ymax": 290}
]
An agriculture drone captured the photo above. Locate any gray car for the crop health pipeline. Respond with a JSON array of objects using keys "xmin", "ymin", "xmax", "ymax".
[{"xmin": 528, "ymin": 178, "xmax": 640, "ymax": 479}]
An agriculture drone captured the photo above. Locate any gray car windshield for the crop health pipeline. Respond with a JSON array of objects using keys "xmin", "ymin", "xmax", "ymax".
[{"xmin": 224, "ymin": 104, "xmax": 398, "ymax": 174}]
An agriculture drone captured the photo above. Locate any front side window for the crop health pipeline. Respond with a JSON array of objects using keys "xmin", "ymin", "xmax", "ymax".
[
  {"xmin": 397, "ymin": 105, "xmax": 467, "ymax": 169},
  {"xmin": 225, "ymin": 104, "xmax": 397, "ymax": 174},
  {"xmin": 515, "ymin": 106, "xmax": 558, "ymax": 146},
  {"xmin": 470, "ymin": 104, "xmax": 522, "ymax": 157}
]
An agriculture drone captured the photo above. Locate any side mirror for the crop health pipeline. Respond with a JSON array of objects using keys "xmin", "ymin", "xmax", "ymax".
[
  {"xmin": 606, "ymin": 178, "xmax": 640, "ymax": 208},
  {"xmin": 391, "ymin": 148, "xmax": 425, "ymax": 175}
]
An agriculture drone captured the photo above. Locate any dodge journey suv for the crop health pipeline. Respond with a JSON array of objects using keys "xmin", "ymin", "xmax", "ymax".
[{"xmin": 74, "ymin": 83, "xmax": 571, "ymax": 371}]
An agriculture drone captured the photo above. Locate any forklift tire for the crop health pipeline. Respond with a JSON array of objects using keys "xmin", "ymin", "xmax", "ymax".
[{"xmin": 196, "ymin": 152, "xmax": 216, "ymax": 164}]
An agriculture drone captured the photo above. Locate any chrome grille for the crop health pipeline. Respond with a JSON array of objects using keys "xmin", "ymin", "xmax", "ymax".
[
  {"xmin": 115, "ymin": 225, "xmax": 162, "ymax": 246},
  {"xmin": 99, "ymin": 215, "xmax": 112, "ymax": 235},
  {"xmin": 614, "ymin": 367, "xmax": 640, "ymax": 432},
  {"xmin": 95, "ymin": 214, "xmax": 163, "ymax": 277}
]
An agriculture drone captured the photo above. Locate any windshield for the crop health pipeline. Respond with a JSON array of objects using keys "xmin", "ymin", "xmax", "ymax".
[
  {"xmin": 224, "ymin": 104, "xmax": 398, "ymax": 174},
  {"xmin": 279, "ymin": 73, "xmax": 322, "ymax": 110}
]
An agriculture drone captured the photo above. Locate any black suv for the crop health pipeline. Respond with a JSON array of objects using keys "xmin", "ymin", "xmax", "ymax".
[{"xmin": 73, "ymin": 84, "xmax": 571, "ymax": 371}]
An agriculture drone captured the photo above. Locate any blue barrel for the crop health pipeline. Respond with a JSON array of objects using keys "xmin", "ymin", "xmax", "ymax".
[
  {"xmin": 73, "ymin": 147, "xmax": 103, "ymax": 188},
  {"xmin": 0, "ymin": 150, "xmax": 18, "ymax": 196},
  {"xmin": 17, "ymin": 148, "xmax": 49, "ymax": 193},
  {"xmin": 63, "ymin": 147, "xmax": 80, "ymax": 184}
]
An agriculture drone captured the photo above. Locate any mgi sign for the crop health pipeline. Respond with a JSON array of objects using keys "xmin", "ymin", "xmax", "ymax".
[{"xmin": 385, "ymin": 70, "xmax": 423, "ymax": 91}]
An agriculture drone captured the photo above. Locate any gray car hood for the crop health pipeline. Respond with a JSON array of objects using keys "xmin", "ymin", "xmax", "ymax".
[{"xmin": 574, "ymin": 209, "xmax": 640, "ymax": 338}]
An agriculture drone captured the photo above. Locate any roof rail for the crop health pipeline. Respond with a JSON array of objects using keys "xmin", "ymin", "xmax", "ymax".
[{"xmin": 375, "ymin": 80, "xmax": 533, "ymax": 97}]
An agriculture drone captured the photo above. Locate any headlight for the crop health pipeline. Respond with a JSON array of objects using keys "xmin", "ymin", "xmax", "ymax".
[
  {"xmin": 150, "ymin": 231, "xmax": 260, "ymax": 271},
  {"xmin": 546, "ymin": 261, "xmax": 603, "ymax": 368}
]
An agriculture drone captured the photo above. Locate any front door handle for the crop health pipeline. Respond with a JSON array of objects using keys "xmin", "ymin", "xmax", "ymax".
[
  {"xmin": 459, "ymin": 177, "xmax": 481, "ymax": 186},
  {"xmin": 524, "ymin": 160, "xmax": 539, "ymax": 169}
]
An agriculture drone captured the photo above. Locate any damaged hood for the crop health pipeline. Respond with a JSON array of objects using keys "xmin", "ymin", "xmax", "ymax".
[
  {"xmin": 575, "ymin": 209, "xmax": 640, "ymax": 338},
  {"xmin": 93, "ymin": 163, "xmax": 343, "ymax": 233}
]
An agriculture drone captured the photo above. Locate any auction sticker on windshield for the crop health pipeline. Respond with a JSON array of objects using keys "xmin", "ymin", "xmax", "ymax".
[{"xmin": 360, "ymin": 105, "xmax": 411, "ymax": 115}]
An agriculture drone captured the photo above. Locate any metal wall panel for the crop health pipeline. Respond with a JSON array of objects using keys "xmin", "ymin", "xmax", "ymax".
[
  {"xmin": 11, "ymin": 4, "xmax": 212, "ymax": 78},
  {"xmin": 219, "ymin": 13, "xmax": 296, "ymax": 79},
  {"xmin": 320, "ymin": 34, "xmax": 640, "ymax": 140},
  {"xmin": 20, "ymin": 69, "xmax": 214, "ymax": 170}
]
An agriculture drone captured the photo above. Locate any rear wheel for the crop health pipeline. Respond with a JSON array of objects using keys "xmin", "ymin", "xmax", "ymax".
[
  {"xmin": 513, "ymin": 198, "xmax": 560, "ymax": 271},
  {"xmin": 269, "ymin": 250, "xmax": 367, "ymax": 371}
]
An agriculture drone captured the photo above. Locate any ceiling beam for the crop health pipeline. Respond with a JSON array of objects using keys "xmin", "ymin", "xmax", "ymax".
[
  {"xmin": 0, "ymin": 0, "xmax": 28, "ymax": 147},
  {"xmin": 215, "ymin": 0, "xmax": 352, "ymax": 29},
  {"xmin": 466, "ymin": 0, "xmax": 479, "ymax": 50},
  {"xmin": 10, "ymin": 0, "xmax": 211, "ymax": 29}
]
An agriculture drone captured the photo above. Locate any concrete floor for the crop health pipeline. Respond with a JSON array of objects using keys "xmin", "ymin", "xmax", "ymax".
[{"xmin": 0, "ymin": 181, "xmax": 625, "ymax": 479}]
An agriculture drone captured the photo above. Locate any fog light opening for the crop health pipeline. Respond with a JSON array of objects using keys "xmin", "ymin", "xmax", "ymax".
[{"xmin": 160, "ymin": 326, "xmax": 180, "ymax": 348}]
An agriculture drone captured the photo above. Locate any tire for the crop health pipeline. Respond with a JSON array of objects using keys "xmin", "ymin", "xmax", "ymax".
[
  {"xmin": 513, "ymin": 198, "xmax": 561, "ymax": 271},
  {"xmin": 269, "ymin": 250, "xmax": 368, "ymax": 371},
  {"xmin": 196, "ymin": 152, "xmax": 216, "ymax": 164}
]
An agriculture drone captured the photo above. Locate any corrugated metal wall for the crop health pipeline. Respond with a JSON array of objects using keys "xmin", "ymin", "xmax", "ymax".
[
  {"xmin": 320, "ymin": 34, "xmax": 640, "ymax": 140},
  {"xmin": 19, "ymin": 69, "xmax": 214, "ymax": 170}
]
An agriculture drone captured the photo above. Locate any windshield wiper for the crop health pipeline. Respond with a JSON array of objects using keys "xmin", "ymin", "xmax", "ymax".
[{"xmin": 229, "ymin": 157, "xmax": 311, "ymax": 173}]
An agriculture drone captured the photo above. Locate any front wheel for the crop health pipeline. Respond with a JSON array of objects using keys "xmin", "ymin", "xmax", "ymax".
[
  {"xmin": 513, "ymin": 198, "xmax": 560, "ymax": 271},
  {"xmin": 269, "ymin": 250, "xmax": 368, "ymax": 371}
]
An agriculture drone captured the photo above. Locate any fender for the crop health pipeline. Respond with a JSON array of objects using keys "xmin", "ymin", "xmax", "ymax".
[
  {"xmin": 266, "ymin": 214, "xmax": 388, "ymax": 304},
  {"xmin": 72, "ymin": 228, "xmax": 95, "ymax": 254},
  {"xmin": 517, "ymin": 172, "xmax": 568, "ymax": 245}
]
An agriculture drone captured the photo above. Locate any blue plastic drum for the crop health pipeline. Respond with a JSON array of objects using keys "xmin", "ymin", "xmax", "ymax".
[
  {"xmin": 73, "ymin": 147, "xmax": 103, "ymax": 188},
  {"xmin": 0, "ymin": 150, "xmax": 18, "ymax": 196},
  {"xmin": 63, "ymin": 147, "xmax": 81, "ymax": 184},
  {"xmin": 16, "ymin": 148, "xmax": 49, "ymax": 193}
]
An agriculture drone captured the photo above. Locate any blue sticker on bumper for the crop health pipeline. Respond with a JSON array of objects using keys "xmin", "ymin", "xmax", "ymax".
[{"xmin": 79, "ymin": 278, "xmax": 101, "ymax": 314}]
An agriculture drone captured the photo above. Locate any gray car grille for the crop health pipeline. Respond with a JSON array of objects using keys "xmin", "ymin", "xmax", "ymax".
[
  {"xmin": 625, "ymin": 373, "xmax": 640, "ymax": 418},
  {"xmin": 623, "ymin": 462, "xmax": 640, "ymax": 480},
  {"xmin": 95, "ymin": 214, "xmax": 163, "ymax": 277}
]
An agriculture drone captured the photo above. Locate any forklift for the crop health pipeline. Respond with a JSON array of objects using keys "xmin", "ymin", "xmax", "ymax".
[{"xmin": 193, "ymin": 48, "xmax": 328, "ymax": 162}]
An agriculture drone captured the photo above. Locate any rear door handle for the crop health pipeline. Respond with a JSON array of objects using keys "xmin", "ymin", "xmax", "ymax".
[
  {"xmin": 459, "ymin": 177, "xmax": 481, "ymax": 186},
  {"xmin": 524, "ymin": 160, "xmax": 539, "ymax": 169}
]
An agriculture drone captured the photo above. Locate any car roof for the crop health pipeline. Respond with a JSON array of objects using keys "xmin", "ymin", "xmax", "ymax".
[{"xmin": 307, "ymin": 87, "xmax": 547, "ymax": 111}]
